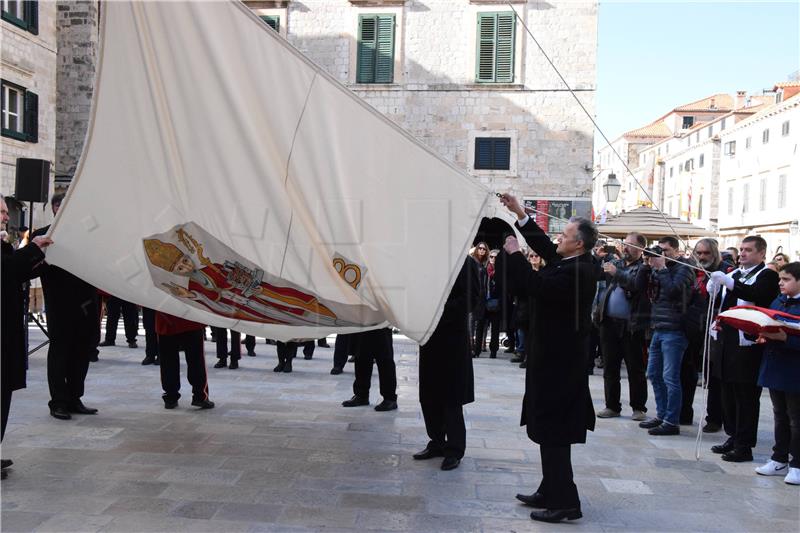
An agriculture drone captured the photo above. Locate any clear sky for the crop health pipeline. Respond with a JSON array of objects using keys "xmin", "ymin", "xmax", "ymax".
[{"xmin": 596, "ymin": 0, "xmax": 800, "ymax": 144}]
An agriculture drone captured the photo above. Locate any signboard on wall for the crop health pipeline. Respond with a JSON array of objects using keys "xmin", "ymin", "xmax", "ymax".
[{"xmin": 523, "ymin": 198, "xmax": 592, "ymax": 237}]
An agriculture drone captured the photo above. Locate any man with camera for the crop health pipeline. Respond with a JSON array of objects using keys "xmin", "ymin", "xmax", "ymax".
[
  {"xmin": 594, "ymin": 232, "xmax": 650, "ymax": 421},
  {"xmin": 639, "ymin": 237, "xmax": 694, "ymax": 436}
]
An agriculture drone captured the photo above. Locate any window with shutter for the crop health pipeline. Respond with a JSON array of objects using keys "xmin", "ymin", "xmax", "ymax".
[
  {"xmin": 357, "ymin": 14, "xmax": 395, "ymax": 84},
  {"xmin": 1, "ymin": 79, "xmax": 28, "ymax": 141},
  {"xmin": 2, "ymin": 0, "xmax": 37, "ymax": 33},
  {"xmin": 474, "ymin": 137, "xmax": 511, "ymax": 170},
  {"xmin": 260, "ymin": 15, "xmax": 279, "ymax": 32},
  {"xmin": 476, "ymin": 12, "xmax": 515, "ymax": 83}
]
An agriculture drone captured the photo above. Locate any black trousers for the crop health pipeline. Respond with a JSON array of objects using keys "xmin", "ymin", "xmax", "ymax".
[
  {"xmin": 104, "ymin": 297, "xmax": 139, "ymax": 343},
  {"xmin": 276, "ymin": 341, "xmax": 298, "ymax": 363},
  {"xmin": 421, "ymin": 402, "xmax": 466, "ymax": 459},
  {"xmin": 302, "ymin": 341, "xmax": 315, "ymax": 359},
  {"xmin": 159, "ymin": 329, "xmax": 209, "ymax": 402},
  {"xmin": 47, "ymin": 337, "xmax": 91, "ymax": 409},
  {"xmin": 680, "ymin": 329, "xmax": 705, "ymax": 424},
  {"xmin": 474, "ymin": 312, "xmax": 500, "ymax": 355},
  {"xmin": 706, "ymin": 372, "xmax": 724, "ymax": 427},
  {"xmin": 244, "ymin": 335, "xmax": 256, "ymax": 353},
  {"xmin": 599, "ymin": 319, "xmax": 647, "ymax": 412},
  {"xmin": 1, "ymin": 385, "xmax": 11, "ymax": 441},
  {"xmin": 142, "ymin": 308, "xmax": 158, "ymax": 358},
  {"xmin": 353, "ymin": 330, "xmax": 397, "ymax": 401},
  {"xmin": 213, "ymin": 328, "xmax": 240, "ymax": 361},
  {"xmin": 537, "ymin": 445, "xmax": 580, "ymax": 510},
  {"xmin": 332, "ymin": 333, "xmax": 354, "ymax": 370},
  {"xmin": 770, "ymin": 389, "xmax": 800, "ymax": 468},
  {"xmin": 721, "ymin": 380, "xmax": 762, "ymax": 449}
]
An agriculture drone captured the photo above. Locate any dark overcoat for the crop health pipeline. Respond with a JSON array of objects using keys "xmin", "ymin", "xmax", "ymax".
[
  {"xmin": 419, "ymin": 257, "xmax": 480, "ymax": 406},
  {"xmin": 1, "ymin": 241, "xmax": 45, "ymax": 392},
  {"xmin": 711, "ymin": 263, "xmax": 779, "ymax": 383},
  {"xmin": 31, "ymin": 226, "xmax": 100, "ymax": 351},
  {"xmin": 508, "ymin": 219, "xmax": 597, "ymax": 446}
]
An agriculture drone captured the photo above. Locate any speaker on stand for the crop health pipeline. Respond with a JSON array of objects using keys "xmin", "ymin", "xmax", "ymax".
[{"xmin": 15, "ymin": 157, "xmax": 51, "ymax": 356}]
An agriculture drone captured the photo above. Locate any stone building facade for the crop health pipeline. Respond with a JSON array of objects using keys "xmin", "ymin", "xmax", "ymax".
[
  {"xmin": 53, "ymin": 0, "xmax": 597, "ymax": 233},
  {"xmin": 1, "ymin": 0, "xmax": 58, "ymax": 232}
]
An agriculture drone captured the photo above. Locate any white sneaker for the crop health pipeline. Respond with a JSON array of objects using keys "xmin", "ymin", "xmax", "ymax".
[
  {"xmin": 755, "ymin": 460, "xmax": 788, "ymax": 476},
  {"xmin": 784, "ymin": 467, "xmax": 800, "ymax": 485}
]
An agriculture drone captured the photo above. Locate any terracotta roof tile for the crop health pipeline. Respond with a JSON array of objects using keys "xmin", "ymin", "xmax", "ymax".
[
  {"xmin": 623, "ymin": 120, "xmax": 671, "ymax": 138},
  {"xmin": 774, "ymin": 81, "xmax": 800, "ymax": 89},
  {"xmin": 673, "ymin": 93, "xmax": 733, "ymax": 112}
]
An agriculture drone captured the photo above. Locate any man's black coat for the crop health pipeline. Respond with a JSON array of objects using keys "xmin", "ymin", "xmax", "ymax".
[
  {"xmin": 508, "ymin": 219, "xmax": 597, "ymax": 446},
  {"xmin": 1, "ymin": 241, "xmax": 45, "ymax": 392},
  {"xmin": 419, "ymin": 257, "xmax": 480, "ymax": 407},
  {"xmin": 711, "ymin": 263, "xmax": 779, "ymax": 383}
]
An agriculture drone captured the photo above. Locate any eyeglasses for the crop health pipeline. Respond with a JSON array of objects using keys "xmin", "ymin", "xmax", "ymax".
[{"xmin": 489, "ymin": 255, "xmax": 497, "ymax": 259}]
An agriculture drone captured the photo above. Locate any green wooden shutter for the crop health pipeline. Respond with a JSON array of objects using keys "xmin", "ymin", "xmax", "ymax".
[
  {"xmin": 260, "ymin": 15, "xmax": 279, "ymax": 32},
  {"xmin": 495, "ymin": 13, "xmax": 514, "ymax": 83},
  {"xmin": 24, "ymin": 90, "xmax": 38, "ymax": 143},
  {"xmin": 476, "ymin": 12, "xmax": 515, "ymax": 83},
  {"xmin": 24, "ymin": 0, "xmax": 38, "ymax": 35},
  {"xmin": 374, "ymin": 15, "xmax": 395, "ymax": 83},
  {"xmin": 357, "ymin": 14, "xmax": 394, "ymax": 83},
  {"xmin": 357, "ymin": 15, "xmax": 377, "ymax": 83},
  {"xmin": 476, "ymin": 14, "xmax": 496, "ymax": 82}
]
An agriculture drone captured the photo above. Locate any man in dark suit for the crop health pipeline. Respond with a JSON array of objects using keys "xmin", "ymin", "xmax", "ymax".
[
  {"xmin": 707, "ymin": 235, "xmax": 779, "ymax": 462},
  {"xmin": 1, "ymin": 195, "xmax": 52, "ymax": 478},
  {"xmin": 31, "ymin": 194, "xmax": 100, "ymax": 420},
  {"xmin": 500, "ymin": 193, "xmax": 596, "ymax": 524},
  {"xmin": 415, "ymin": 257, "xmax": 480, "ymax": 471},
  {"xmin": 99, "ymin": 296, "xmax": 139, "ymax": 348}
]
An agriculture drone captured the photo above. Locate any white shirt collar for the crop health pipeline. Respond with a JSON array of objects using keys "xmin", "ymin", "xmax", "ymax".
[{"xmin": 738, "ymin": 263, "xmax": 761, "ymax": 276}]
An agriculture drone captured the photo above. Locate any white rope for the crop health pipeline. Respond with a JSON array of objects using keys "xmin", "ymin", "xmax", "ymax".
[{"xmin": 695, "ymin": 289, "xmax": 718, "ymax": 460}]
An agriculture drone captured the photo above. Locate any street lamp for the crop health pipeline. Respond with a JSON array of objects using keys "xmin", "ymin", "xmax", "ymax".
[{"xmin": 604, "ymin": 173, "xmax": 622, "ymax": 203}]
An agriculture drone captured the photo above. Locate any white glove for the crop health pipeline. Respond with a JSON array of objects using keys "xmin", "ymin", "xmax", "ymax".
[
  {"xmin": 706, "ymin": 277, "xmax": 721, "ymax": 296},
  {"xmin": 709, "ymin": 270, "xmax": 733, "ymax": 291}
]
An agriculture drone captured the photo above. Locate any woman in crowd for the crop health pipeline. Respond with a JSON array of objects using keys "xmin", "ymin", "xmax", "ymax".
[{"xmin": 470, "ymin": 242, "xmax": 490, "ymax": 355}]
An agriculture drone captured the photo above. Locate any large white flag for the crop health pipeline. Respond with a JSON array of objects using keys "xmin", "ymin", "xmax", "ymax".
[{"xmin": 47, "ymin": 0, "xmax": 490, "ymax": 343}]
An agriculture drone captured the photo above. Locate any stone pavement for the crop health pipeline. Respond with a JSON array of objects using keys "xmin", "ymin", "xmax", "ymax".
[{"xmin": 1, "ymin": 327, "xmax": 797, "ymax": 532}]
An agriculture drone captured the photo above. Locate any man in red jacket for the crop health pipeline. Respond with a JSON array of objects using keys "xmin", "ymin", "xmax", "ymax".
[{"xmin": 155, "ymin": 311, "xmax": 214, "ymax": 409}]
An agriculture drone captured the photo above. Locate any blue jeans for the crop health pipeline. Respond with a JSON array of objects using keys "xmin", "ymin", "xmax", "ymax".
[
  {"xmin": 516, "ymin": 328, "xmax": 526, "ymax": 353},
  {"xmin": 647, "ymin": 329, "xmax": 688, "ymax": 426}
]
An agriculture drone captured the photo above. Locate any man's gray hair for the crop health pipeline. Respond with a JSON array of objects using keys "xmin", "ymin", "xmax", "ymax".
[
  {"xmin": 694, "ymin": 238, "xmax": 721, "ymax": 268},
  {"xmin": 570, "ymin": 216, "xmax": 598, "ymax": 251}
]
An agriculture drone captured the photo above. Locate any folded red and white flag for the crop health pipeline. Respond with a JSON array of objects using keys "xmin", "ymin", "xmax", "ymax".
[{"xmin": 717, "ymin": 305, "xmax": 800, "ymax": 337}]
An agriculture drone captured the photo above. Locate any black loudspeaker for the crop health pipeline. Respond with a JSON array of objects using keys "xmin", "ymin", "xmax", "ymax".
[{"xmin": 15, "ymin": 158, "xmax": 50, "ymax": 203}]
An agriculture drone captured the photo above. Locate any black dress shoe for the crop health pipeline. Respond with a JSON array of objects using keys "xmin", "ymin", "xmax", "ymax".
[
  {"xmin": 1, "ymin": 459, "xmax": 13, "ymax": 469},
  {"xmin": 50, "ymin": 406, "xmax": 72, "ymax": 420},
  {"xmin": 441, "ymin": 457, "xmax": 461, "ymax": 471},
  {"xmin": 229, "ymin": 359, "xmax": 239, "ymax": 370},
  {"xmin": 317, "ymin": 339, "xmax": 330, "ymax": 348},
  {"xmin": 141, "ymin": 356, "xmax": 156, "ymax": 365},
  {"xmin": 516, "ymin": 492, "xmax": 547, "ymax": 508},
  {"xmin": 519, "ymin": 361, "xmax": 527, "ymax": 368},
  {"xmin": 702, "ymin": 422, "xmax": 721, "ymax": 433},
  {"xmin": 510, "ymin": 355, "xmax": 524, "ymax": 363},
  {"xmin": 283, "ymin": 359, "xmax": 293, "ymax": 373},
  {"xmin": 342, "ymin": 395, "xmax": 369, "ymax": 407},
  {"xmin": 246, "ymin": 350, "xmax": 256, "ymax": 357},
  {"xmin": 721, "ymin": 448, "xmax": 753, "ymax": 462},
  {"xmin": 191, "ymin": 398, "xmax": 215, "ymax": 409},
  {"xmin": 413, "ymin": 447, "xmax": 444, "ymax": 460},
  {"xmin": 98, "ymin": 340, "xmax": 115, "ymax": 347},
  {"xmin": 648, "ymin": 423, "xmax": 679, "ymax": 436},
  {"xmin": 153, "ymin": 357, "xmax": 160, "ymax": 366},
  {"xmin": 164, "ymin": 399, "xmax": 178, "ymax": 409},
  {"xmin": 127, "ymin": 340, "xmax": 138, "ymax": 349},
  {"xmin": 68, "ymin": 401, "xmax": 98, "ymax": 415},
  {"xmin": 530, "ymin": 508, "xmax": 582, "ymax": 523},
  {"xmin": 347, "ymin": 355, "xmax": 356, "ymax": 363},
  {"xmin": 374, "ymin": 399, "xmax": 397, "ymax": 412},
  {"xmin": 711, "ymin": 439, "xmax": 734, "ymax": 454},
  {"xmin": 273, "ymin": 363, "xmax": 285, "ymax": 372},
  {"xmin": 638, "ymin": 417, "xmax": 663, "ymax": 429},
  {"xmin": 330, "ymin": 367, "xmax": 343, "ymax": 375},
  {"xmin": 214, "ymin": 360, "xmax": 227, "ymax": 369}
]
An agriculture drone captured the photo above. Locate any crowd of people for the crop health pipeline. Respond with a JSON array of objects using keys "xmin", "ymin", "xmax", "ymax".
[{"xmin": 2, "ymin": 190, "xmax": 798, "ymax": 523}]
